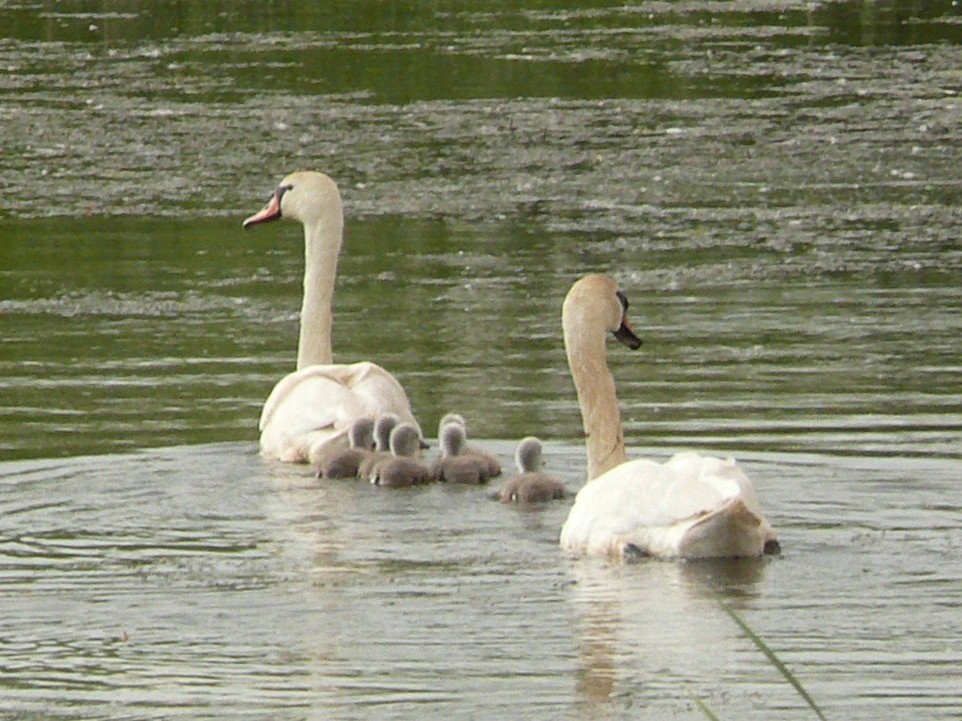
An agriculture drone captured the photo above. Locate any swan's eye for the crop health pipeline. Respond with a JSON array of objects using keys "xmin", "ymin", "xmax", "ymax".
[
  {"xmin": 276, "ymin": 183, "xmax": 294, "ymax": 200},
  {"xmin": 616, "ymin": 290, "xmax": 629, "ymax": 311}
]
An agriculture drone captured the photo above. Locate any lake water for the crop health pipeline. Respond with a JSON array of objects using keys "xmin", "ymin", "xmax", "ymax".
[{"xmin": 1, "ymin": 1, "xmax": 961, "ymax": 719}]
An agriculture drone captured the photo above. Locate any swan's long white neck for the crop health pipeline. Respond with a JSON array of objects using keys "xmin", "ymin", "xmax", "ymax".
[
  {"xmin": 563, "ymin": 310, "xmax": 628, "ymax": 481},
  {"xmin": 297, "ymin": 214, "xmax": 342, "ymax": 369}
]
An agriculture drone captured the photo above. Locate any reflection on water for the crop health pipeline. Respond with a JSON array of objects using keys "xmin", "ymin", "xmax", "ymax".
[
  {"xmin": 1, "ymin": 1, "xmax": 961, "ymax": 718},
  {"xmin": 3, "ymin": 213, "xmax": 961, "ymax": 461},
  {"xmin": 571, "ymin": 559, "xmax": 769, "ymax": 716},
  {"xmin": 0, "ymin": 444, "xmax": 959, "ymax": 719},
  {"xmin": 2, "ymin": 1, "xmax": 961, "ymax": 460}
]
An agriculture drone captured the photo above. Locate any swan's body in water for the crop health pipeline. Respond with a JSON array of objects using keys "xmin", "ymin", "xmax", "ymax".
[
  {"xmin": 431, "ymin": 422, "xmax": 493, "ymax": 484},
  {"xmin": 558, "ymin": 274, "xmax": 779, "ymax": 560},
  {"xmin": 357, "ymin": 413, "xmax": 400, "ymax": 479},
  {"xmin": 435, "ymin": 413, "xmax": 501, "ymax": 478},
  {"xmin": 244, "ymin": 172, "xmax": 420, "ymax": 462},
  {"xmin": 499, "ymin": 437, "xmax": 566, "ymax": 503},
  {"xmin": 371, "ymin": 423, "xmax": 431, "ymax": 488},
  {"xmin": 315, "ymin": 416, "xmax": 374, "ymax": 480}
]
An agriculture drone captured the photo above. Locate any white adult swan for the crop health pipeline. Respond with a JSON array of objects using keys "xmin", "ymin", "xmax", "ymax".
[
  {"xmin": 244, "ymin": 171, "xmax": 421, "ymax": 462},
  {"xmin": 558, "ymin": 274, "xmax": 779, "ymax": 560}
]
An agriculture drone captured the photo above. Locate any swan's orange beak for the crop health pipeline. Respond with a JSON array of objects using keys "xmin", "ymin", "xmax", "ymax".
[
  {"xmin": 614, "ymin": 315, "xmax": 642, "ymax": 350},
  {"xmin": 243, "ymin": 190, "xmax": 283, "ymax": 228}
]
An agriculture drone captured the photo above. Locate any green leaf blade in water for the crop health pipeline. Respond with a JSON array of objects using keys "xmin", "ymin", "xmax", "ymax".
[
  {"xmin": 693, "ymin": 696, "xmax": 723, "ymax": 721},
  {"xmin": 719, "ymin": 600, "xmax": 828, "ymax": 721}
]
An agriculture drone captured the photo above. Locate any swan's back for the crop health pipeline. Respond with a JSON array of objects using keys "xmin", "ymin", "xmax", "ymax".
[
  {"xmin": 259, "ymin": 362, "xmax": 419, "ymax": 463},
  {"xmin": 560, "ymin": 451, "xmax": 776, "ymax": 559}
]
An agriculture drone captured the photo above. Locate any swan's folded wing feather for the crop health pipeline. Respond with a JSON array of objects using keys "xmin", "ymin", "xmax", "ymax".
[
  {"xmin": 259, "ymin": 372, "xmax": 357, "ymax": 462},
  {"xmin": 343, "ymin": 362, "xmax": 419, "ymax": 422},
  {"xmin": 560, "ymin": 453, "xmax": 757, "ymax": 556},
  {"xmin": 259, "ymin": 362, "xmax": 420, "ymax": 462},
  {"xmin": 584, "ymin": 456, "xmax": 739, "ymax": 524}
]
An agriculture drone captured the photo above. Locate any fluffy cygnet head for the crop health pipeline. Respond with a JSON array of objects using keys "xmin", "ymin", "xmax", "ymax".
[
  {"xmin": 373, "ymin": 413, "xmax": 401, "ymax": 451},
  {"xmin": 349, "ymin": 417, "xmax": 375, "ymax": 450},
  {"xmin": 389, "ymin": 422, "xmax": 422, "ymax": 458},
  {"xmin": 437, "ymin": 412, "xmax": 467, "ymax": 437},
  {"xmin": 514, "ymin": 436, "xmax": 544, "ymax": 474},
  {"xmin": 439, "ymin": 422, "xmax": 468, "ymax": 458}
]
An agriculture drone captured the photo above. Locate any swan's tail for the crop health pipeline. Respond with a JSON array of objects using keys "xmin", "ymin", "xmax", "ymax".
[{"xmin": 678, "ymin": 499, "xmax": 771, "ymax": 558}]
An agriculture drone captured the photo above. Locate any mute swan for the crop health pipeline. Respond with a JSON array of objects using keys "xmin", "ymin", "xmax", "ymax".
[
  {"xmin": 558, "ymin": 274, "xmax": 779, "ymax": 560},
  {"xmin": 316, "ymin": 416, "xmax": 374, "ymax": 480},
  {"xmin": 431, "ymin": 422, "xmax": 493, "ymax": 484},
  {"xmin": 244, "ymin": 171, "xmax": 421, "ymax": 462},
  {"xmin": 370, "ymin": 423, "xmax": 431, "ymax": 488},
  {"xmin": 436, "ymin": 413, "xmax": 502, "ymax": 477},
  {"xmin": 499, "ymin": 437, "xmax": 566, "ymax": 503}
]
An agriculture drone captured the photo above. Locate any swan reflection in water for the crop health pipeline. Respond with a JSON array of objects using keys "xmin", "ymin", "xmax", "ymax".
[{"xmin": 567, "ymin": 556, "xmax": 771, "ymax": 716}]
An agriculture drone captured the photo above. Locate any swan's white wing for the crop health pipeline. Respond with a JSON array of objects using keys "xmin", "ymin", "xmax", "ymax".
[
  {"xmin": 560, "ymin": 452, "xmax": 771, "ymax": 558},
  {"xmin": 664, "ymin": 451, "xmax": 769, "ymax": 521},
  {"xmin": 259, "ymin": 362, "xmax": 420, "ymax": 463}
]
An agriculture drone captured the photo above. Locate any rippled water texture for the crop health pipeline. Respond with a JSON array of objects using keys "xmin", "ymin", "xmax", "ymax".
[
  {"xmin": 2, "ymin": 444, "xmax": 960, "ymax": 720},
  {"xmin": 1, "ymin": 1, "xmax": 961, "ymax": 719}
]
